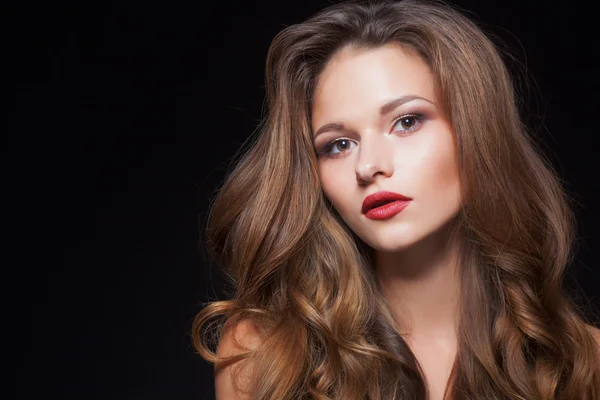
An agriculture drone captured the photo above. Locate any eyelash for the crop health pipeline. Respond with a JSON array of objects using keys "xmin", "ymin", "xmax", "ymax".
[{"xmin": 316, "ymin": 113, "xmax": 425, "ymax": 158}]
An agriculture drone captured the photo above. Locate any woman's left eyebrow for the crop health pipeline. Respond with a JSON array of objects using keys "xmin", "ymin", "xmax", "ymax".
[
  {"xmin": 313, "ymin": 94, "xmax": 433, "ymax": 138},
  {"xmin": 379, "ymin": 94, "xmax": 433, "ymax": 116}
]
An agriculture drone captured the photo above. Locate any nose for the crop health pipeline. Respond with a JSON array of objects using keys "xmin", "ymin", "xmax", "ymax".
[{"xmin": 355, "ymin": 135, "xmax": 393, "ymax": 184}]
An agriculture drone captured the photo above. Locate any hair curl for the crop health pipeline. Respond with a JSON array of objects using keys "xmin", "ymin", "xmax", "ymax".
[{"xmin": 192, "ymin": 0, "xmax": 600, "ymax": 398}]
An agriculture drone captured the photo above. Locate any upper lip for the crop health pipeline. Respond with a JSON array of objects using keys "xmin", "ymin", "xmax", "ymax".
[{"xmin": 362, "ymin": 191, "xmax": 411, "ymax": 214}]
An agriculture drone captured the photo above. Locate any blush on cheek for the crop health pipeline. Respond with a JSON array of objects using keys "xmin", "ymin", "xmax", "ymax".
[
  {"xmin": 422, "ymin": 132, "xmax": 457, "ymax": 179},
  {"xmin": 321, "ymin": 172, "xmax": 346, "ymax": 201},
  {"xmin": 429, "ymin": 155, "xmax": 461, "ymax": 206}
]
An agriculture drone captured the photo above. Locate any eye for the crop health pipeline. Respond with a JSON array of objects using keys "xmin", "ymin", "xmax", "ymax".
[
  {"xmin": 392, "ymin": 113, "xmax": 424, "ymax": 134},
  {"xmin": 316, "ymin": 113, "xmax": 425, "ymax": 159},
  {"xmin": 317, "ymin": 138, "xmax": 357, "ymax": 158}
]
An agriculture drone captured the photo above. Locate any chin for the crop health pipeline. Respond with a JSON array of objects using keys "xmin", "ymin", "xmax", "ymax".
[
  {"xmin": 358, "ymin": 227, "xmax": 419, "ymax": 253},
  {"xmin": 367, "ymin": 238, "xmax": 417, "ymax": 253}
]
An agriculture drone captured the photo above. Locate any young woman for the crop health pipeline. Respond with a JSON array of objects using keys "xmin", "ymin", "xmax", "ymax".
[{"xmin": 192, "ymin": 0, "xmax": 600, "ymax": 398}]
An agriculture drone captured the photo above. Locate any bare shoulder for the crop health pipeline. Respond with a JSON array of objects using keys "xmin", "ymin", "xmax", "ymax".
[{"xmin": 214, "ymin": 318, "xmax": 263, "ymax": 400}]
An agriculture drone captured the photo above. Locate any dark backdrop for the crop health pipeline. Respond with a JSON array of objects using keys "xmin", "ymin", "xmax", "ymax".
[{"xmin": 8, "ymin": 0, "xmax": 599, "ymax": 399}]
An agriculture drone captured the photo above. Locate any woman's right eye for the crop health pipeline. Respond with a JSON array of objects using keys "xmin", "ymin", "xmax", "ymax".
[{"xmin": 318, "ymin": 138, "xmax": 357, "ymax": 158}]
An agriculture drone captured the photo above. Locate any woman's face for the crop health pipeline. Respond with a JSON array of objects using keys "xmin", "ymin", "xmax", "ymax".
[{"xmin": 311, "ymin": 43, "xmax": 462, "ymax": 252}]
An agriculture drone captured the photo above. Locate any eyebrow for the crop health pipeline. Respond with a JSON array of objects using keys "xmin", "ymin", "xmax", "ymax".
[{"xmin": 313, "ymin": 94, "xmax": 434, "ymax": 138}]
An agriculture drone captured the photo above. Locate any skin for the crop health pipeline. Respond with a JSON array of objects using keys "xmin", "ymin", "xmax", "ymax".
[{"xmin": 311, "ymin": 42, "xmax": 462, "ymax": 399}]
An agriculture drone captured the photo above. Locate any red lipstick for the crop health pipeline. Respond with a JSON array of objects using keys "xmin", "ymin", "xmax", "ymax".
[{"xmin": 362, "ymin": 191, "xmax": 412, "ymax": 220}]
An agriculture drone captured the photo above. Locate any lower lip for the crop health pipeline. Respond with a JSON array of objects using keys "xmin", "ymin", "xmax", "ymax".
[{"xmin": 364, "ymin": 200, "xmax": 411, "ymax": 220}]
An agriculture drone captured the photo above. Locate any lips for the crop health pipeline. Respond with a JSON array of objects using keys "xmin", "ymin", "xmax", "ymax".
[{"xmin": 362, "ymin": 191, "xmax": 412, "ymax": 214}]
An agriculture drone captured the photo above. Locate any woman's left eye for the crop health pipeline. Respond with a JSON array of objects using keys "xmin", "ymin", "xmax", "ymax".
[{"xmin": 392, "ymin": 113, "xmax": 424, "ymax": 134}]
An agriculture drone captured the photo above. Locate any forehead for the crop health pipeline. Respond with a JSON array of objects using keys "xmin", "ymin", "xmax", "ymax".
[{"xmin": 311, "ymin": 43, "xmax": 435, "ymax": 125}]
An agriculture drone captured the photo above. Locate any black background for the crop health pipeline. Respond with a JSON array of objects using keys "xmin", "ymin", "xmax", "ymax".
[{"xmin": 8, "ymin": 0, "xmax": 599, "ymax": 399}]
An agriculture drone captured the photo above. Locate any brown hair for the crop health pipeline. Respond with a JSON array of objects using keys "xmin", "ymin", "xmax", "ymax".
[{"xmin": 191, "ymin": 0, "xmax": 600, "ymax": 398}]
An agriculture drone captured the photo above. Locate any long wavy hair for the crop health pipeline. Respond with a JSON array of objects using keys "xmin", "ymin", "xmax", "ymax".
[{"xmin": 191, "ymin": 0, "xmax": 600, "ymax": 398}]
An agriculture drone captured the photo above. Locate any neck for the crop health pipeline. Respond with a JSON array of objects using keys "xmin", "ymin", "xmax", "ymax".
[{"xmin": 374, "ymin": 221, "xmax": 461, "ymax": 342}]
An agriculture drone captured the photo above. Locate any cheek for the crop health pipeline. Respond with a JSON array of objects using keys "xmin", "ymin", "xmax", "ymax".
[
  {"xmin": 319, "ymin": 163, "xmax": 354, "ymax": 212},
  {"xmin": 416, "ymin": 138, "xmax": 460, "ymax": 198}
]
